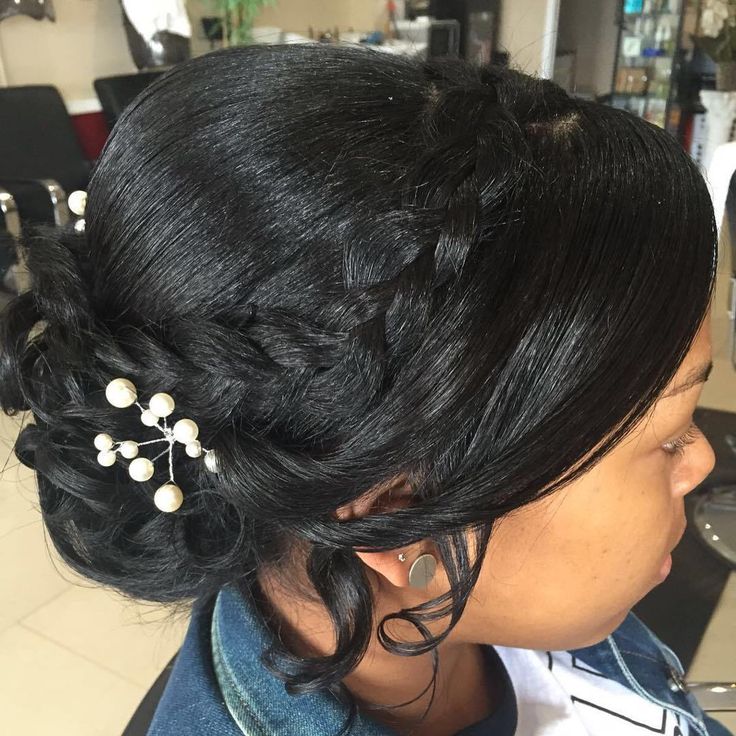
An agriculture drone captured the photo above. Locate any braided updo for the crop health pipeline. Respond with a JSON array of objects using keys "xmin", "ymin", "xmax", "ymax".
[{"xmin": 0, "ymin": 43, "xmax": 716, "ymax": 735}]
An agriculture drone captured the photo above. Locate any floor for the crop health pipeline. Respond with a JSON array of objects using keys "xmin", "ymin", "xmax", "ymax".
[{"xmin": 1, "ymin": 243, "xmax": 735, "ymax": 735}]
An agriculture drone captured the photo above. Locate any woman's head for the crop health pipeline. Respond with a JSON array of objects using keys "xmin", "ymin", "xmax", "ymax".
[
  {"xmin": 352, "ymin": 312, "xmax": 714, "ymax": 653},
  {"xmin": 0, "ymin": 43, "xmax": 717, "ymax": 729}
]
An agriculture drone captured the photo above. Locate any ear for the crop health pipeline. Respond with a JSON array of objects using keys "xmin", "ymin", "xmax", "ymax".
[{"xmin": 332, "ymin": 474, "xmax": 423, "ymax": 589}]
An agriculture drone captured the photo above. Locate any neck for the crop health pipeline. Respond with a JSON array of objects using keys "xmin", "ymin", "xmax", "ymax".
[
  {"xmin": 255, "ymin": 570, "xmax": 503, "ymax": 736},
  {"xmin": 345, "ymin": 641, "xmax": 500, "ymax": 736}
]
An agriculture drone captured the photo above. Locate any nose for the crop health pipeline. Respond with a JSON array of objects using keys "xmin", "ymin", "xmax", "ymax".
[{"xmin": 676, "ymin": 433, "xmax": 716, "ymax": 498}]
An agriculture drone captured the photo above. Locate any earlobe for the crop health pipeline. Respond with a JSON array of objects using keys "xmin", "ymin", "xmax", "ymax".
[
  {"xmin": 353, "ymin": 547, "xmax": 412, "ymax": 588},
  {"xmin": 352, "ymin": 548, "xmax": 439, "ymax": 589}
]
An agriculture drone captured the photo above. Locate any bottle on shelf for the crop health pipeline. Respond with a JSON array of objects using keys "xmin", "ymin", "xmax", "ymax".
[
  {"xmin": 654, "ymin": 19, "xmax": 666, "ymax": 54},
  {"xmin": 641, "ymin": 17, "xmax": 659, "ymax": 57},
  {"xmin": 622, "ymin": 33, "xmax": 643, "ymax": 59}
]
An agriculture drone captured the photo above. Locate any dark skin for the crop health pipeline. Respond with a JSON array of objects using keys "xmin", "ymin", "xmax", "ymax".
[{"xmin": 258, "ymin": 307, "xmax": 716, "ymax": 736}]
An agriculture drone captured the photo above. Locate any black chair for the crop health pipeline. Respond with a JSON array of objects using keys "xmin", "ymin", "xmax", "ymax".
[
  {"xmin": 0, "ymin": 85, "xmax": 91, "ymax": 227},
  {"xmin": 94, "ymin": 72, "xmax": 164, "ymax": 132},
  {"xmin": 0, "ymin": 177, "xmax": 66, "ymax": 226},
  {"xmin": 121, "ymin": 651, "xmax": 178, "ymax": 736},
  {"xmin": 0, "ymin": 186, "xmax": 21, "ymax": 303},
  {"xmin": 0, "ymin": 187, "xmax": 20, "ymax": 239}
]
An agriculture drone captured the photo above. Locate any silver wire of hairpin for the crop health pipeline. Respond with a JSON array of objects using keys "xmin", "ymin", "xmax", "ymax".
[{"xmin": 94, "ymin": 378, "xmax": 219, "ymax": 513}]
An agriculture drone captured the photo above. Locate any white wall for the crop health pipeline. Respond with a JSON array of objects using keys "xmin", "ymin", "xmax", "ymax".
[
  {"xmin": 187, "ymin": 0, "xmax": 386, "ymax": 51},
  {"xmin": 0, "ymin": 0, "xmax": 135, "ymax": 104},
  {"xmin": 499, "ymin": 0, "xmax": 558, "ymax": 77},
  {"xmin": 0, "ymin": 0, "xmax": 384, "ymax": 105},
  {"xmin": 0, "ymin": 0, "xmax": 562, "ymax": 107}
]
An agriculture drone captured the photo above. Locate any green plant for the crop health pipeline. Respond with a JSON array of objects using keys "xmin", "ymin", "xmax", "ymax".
[{"xmin": 208, "ymin": 0, "xmax": 279, "ymax": 47}]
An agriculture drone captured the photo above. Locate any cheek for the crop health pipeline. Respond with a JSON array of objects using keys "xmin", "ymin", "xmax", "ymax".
[
  {"xmin": 468, "ymin": 469, "xmax": 674, "ymax": 648},
  {"xmin": 499, "ymin": 483, "xmax": 668, "ymax": 579}
]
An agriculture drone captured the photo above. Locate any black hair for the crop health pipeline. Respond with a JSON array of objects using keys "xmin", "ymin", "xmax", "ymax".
[{"xmin": 0, "ymin": 43, "xmax": 717, "ymax": 735}]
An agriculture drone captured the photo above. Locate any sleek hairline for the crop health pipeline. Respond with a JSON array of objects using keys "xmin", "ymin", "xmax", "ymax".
[{"xmin": 662, "ymin": 360, "xmax": 713, "ymax": 398}]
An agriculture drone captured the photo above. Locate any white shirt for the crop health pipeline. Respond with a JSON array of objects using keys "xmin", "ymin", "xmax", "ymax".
[{"xmin": 495, "ymin": 646, "xmax": 689, "ymax": 735}]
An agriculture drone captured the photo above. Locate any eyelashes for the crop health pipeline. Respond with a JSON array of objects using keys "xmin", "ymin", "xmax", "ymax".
[{"xmin": 661, "ymin": 422, "xmax": 701, "ymax": 458}]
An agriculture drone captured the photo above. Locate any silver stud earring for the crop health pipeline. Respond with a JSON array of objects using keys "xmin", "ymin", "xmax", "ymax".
[{"xmin": 408, "ymin": 553, "xmax": 437, "ymax": 588}]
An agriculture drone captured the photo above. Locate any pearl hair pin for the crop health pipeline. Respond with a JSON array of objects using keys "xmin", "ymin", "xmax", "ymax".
[
  {"xmin": 68, "ymin": 189, "xmax": 87, "ymax": 233},
  {"xmin": 94, "ymin": 378, "xmax": 219, "ymax": 513}
]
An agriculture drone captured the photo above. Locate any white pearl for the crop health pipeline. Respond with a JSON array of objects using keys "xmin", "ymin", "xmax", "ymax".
[
  {"xmin": 129, "ymin": 457, "xmax": 154, "ymax": 482},
  {"xmin": 68, "ymin": 189, "xmax": 87, "ymax": 216},
  {"xmin": 185, "ymin": 440, "xmax": 202, "ymax": 458},
  {"xmin": 204, "ymin": 450, "xmax": 219, "ymax": 473},
  {"xmin": 119, "ymin": 441, "xmax": 139, "ymax": 459},
  {"xmin": 97, "ymin": 449, "xmax": 117, "ymax": 467},
  {"xmin": 140, "ymin": 409, "xmax": 159, "ymax": 427},
  {"xmin": 106, "ymin": 378, "xmax": 137, "ymax": 408},
  {"xmin": 154, "ymin": 483, "xmax": 184, "ymax": 513},
  {"xmin": 94, "ymin": 433, "xmax": 114, "ymax": 451},
  {"xmin": 74, "ymin": 218, "xmax": 86, "ymax": 233},
  {"xmin": 149, "ymin": 393, "xmax": 175, "ymax": 418},
  {"xmin": 173, "ymin": 419, "xmax": 198, "ymax": 444}
]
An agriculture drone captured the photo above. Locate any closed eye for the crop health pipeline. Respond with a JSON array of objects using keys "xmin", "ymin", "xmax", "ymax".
[{"xmin": 661, "ymin": 422, "xmax": 701, "ymax": 458}]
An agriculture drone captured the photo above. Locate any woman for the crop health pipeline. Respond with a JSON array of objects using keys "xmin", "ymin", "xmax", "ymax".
[{"xmin": 0, "ymin": 44, "xmax": 731, "ymax": 736}]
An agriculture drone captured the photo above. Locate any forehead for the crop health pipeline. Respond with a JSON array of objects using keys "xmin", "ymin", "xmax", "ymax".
[
  {"xmin": 665, "ymin": 311, "xmax": 712, "ymax": 394},
  {"xmin": 628, "ymin": 313, "xmax": 713, "ymax": 444}
]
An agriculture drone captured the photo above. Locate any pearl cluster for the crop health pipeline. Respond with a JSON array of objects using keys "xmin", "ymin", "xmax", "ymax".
[{"xmin": 94, "ymin": 378, "xmax": 219, "ymax": 513}]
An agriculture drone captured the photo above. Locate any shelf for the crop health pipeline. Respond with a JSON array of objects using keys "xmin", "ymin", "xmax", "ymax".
[
  {"xmin": 612, "ymin": 92, "xmax": 657, "ymax": 98},
  {"xmin": 617, "ymin": 54, "xmax": 676, "ymax": 60},
  {"xmin": 623, "ymin": 12, "xmax": 680, "ymax": 19},
  {"xmin": 611, "ymin": 0, "xmax": 685, "ymax": 140}
]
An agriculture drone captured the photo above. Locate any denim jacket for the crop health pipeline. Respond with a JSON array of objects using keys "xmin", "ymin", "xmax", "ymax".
[{"xmin": 147, "ymin": 582, "xmax": 733, "ymax": 736}]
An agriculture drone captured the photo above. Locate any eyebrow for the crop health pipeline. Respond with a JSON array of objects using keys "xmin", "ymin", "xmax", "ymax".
[{"xmin": 661, "ymin": 360, "xmax": 713, "ymax": 398}]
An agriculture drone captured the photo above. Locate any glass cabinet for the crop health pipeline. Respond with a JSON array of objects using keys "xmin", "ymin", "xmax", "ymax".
[{"xmin": 610, "ymin": 0, "xmax": 701, "ymax": 135}]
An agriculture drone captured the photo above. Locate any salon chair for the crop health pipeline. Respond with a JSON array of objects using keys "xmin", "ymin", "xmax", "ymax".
[
  {"xmin": 121, "ymin": 652, "xmax": 178, "ymax": 736},
  {"xmin": 0, "ymin": 177, "xmax": 66, "ymax": 227},
  {"xmin": 0, "ymin": 186, "xmax": 19, "ymax": 242},
  {"xmin": 0, "ymin": 85, "xmax": 91, "ymax": 227},
  {"xmin": 0, "ymin": 185, "xmax": 32, "ymax": 301},
  {"xmin": 0, "ymin": 186, "xmax": 20, "ymax": 303},
  {"xmin": 93, "ymin": 72, "xmax": 164, "ymax": 132}
]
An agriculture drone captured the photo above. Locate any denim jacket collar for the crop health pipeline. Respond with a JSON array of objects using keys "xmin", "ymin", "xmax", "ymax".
[
  {"xmin": 211, "ymin": 583, "xmax": 397, "ymax": 736},
  {"xmin": 211, "ymin": 582, "xmax": 725, "ymax": 736},
  {"xmin": 569, "ymin": 611, "xmax": 712, "ymax": 736}
]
